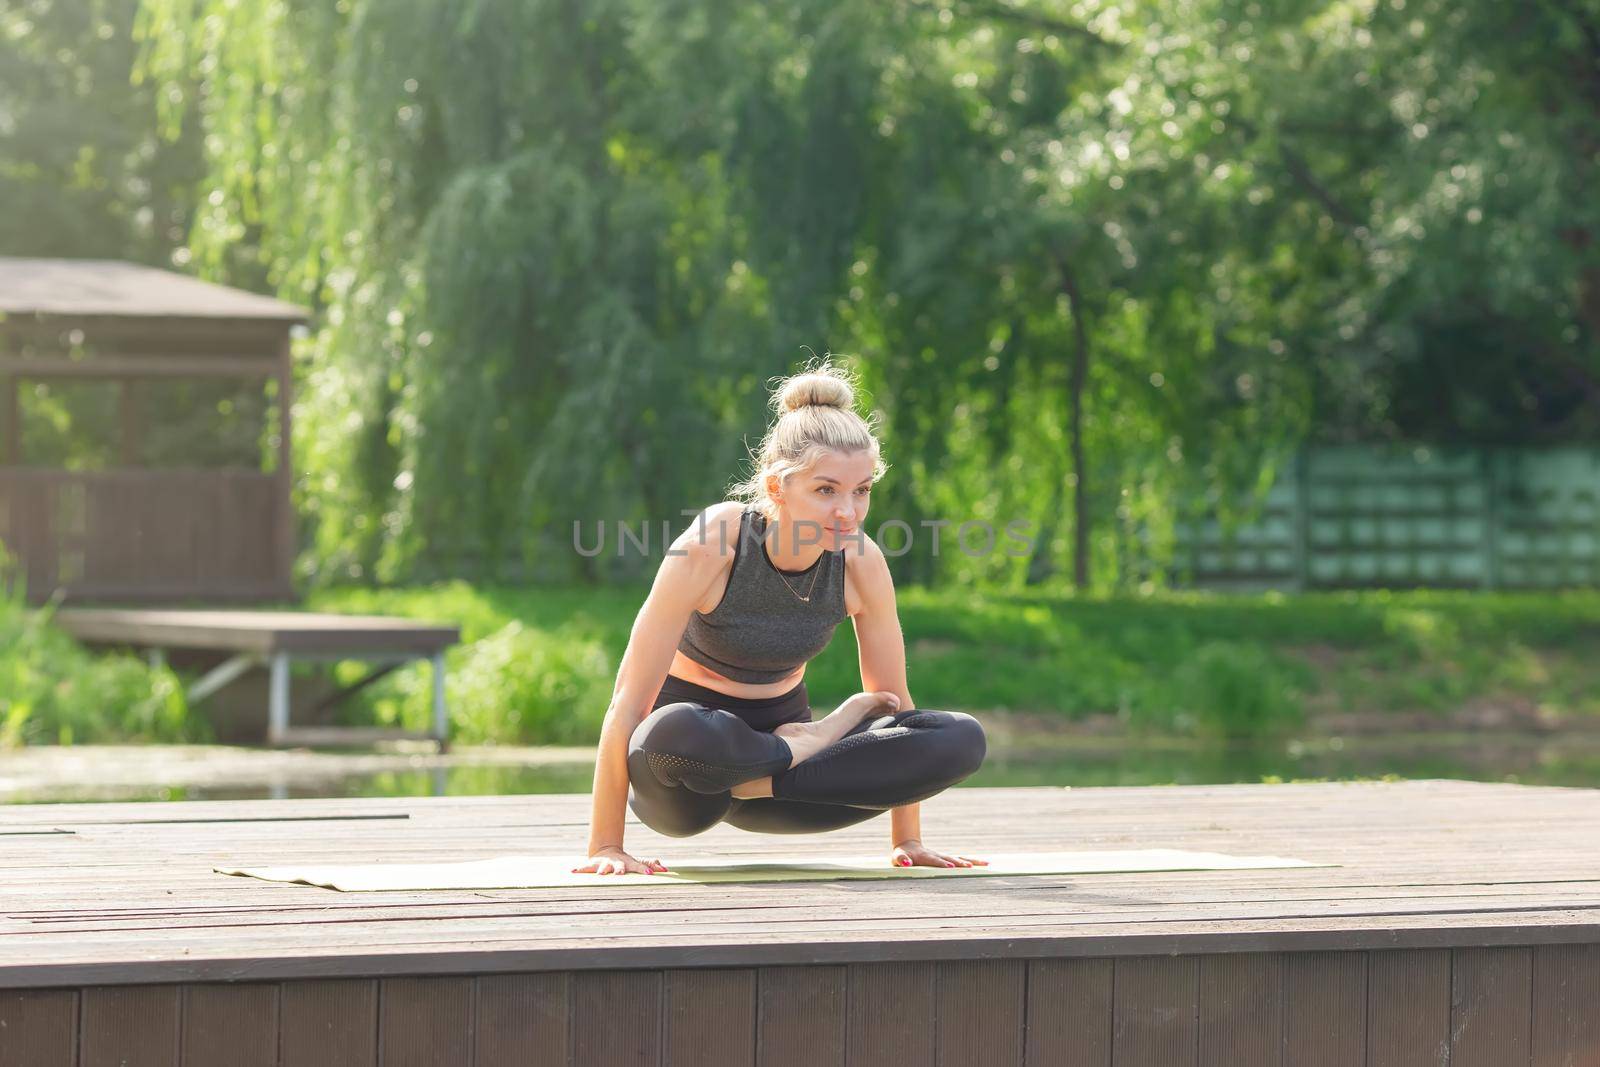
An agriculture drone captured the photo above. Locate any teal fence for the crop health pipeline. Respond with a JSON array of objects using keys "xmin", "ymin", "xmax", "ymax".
[{"xmin": 1174, "ymin": 446, "xmax": 1600, "ymax": 590}]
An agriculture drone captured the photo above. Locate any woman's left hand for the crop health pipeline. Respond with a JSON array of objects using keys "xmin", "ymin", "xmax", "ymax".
[{"xmin": 891, "ymin": 840, "xmax": 988, "ymax": 869}]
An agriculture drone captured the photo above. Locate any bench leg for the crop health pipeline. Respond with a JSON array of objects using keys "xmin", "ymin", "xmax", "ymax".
[
  {"xmin": 269, "ymin": 651, "xmax": 291, "ymax": 746},
  {"xmin": 431, "ymin": 651, "xmax": 449, "ymax": 752},
  {"xmin": 187, "ymin": 653, "xmax": 260, "ymax": 704}
]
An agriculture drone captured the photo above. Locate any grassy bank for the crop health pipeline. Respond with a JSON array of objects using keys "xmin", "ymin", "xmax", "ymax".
[
  {"xmin": 11, "ymin": 581, "xmax": 1600, "ymax": 747},
  {"xmin": 305, "ymin": 583, "xmax": 1600, "ymax": 745}
]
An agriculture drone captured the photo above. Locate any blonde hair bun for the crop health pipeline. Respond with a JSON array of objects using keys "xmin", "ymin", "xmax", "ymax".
[
  {"xmin": 775, "ymin": 362, "xmax": 856, "ymax": 414},
  {"xmin": 730, "ymin": 353, "xmax": 887, "ymax": 520}
]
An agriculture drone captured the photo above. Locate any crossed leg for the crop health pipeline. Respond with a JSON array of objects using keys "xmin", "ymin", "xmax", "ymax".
[{"xmin": 626, "ymin": 699, "xmax": 987, "ymax": 838}]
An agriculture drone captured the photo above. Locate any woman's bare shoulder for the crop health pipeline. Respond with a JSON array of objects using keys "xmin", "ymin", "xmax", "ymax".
[{"xmin": 671, "ymin": 500, "xmax": 746, "ymax": 559}]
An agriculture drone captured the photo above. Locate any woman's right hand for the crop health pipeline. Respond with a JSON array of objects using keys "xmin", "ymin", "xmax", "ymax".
[{"xmin": 572, "ymin": 846, "xmax": 670, "ymax": 876}]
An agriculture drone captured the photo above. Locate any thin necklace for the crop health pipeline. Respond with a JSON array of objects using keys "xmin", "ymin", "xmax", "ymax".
[
  {"xmin": 765, "ymin": 522, "xmax": 822, "ymax": 603},
  {"xmin": 774, "ymin": 558, "xmax": 822, "ymax": 603}
]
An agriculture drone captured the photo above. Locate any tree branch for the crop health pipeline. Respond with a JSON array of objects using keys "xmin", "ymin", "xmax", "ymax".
[
  {"xmin": 903, "ymin": 0, "xmax": 1120, "ymax": 49},
  {"xmin": 1227, "ymin": 115, "xmax": 1368, "ymax": 236}
]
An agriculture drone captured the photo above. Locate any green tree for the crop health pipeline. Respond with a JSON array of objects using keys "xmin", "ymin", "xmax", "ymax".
[
  {"xmin": 0, "ymin": 0, "xmax": 200, "ymax": 261},
  {"xmin": 127, "ymin": 0, "xmax": 1595, "ymax": 593}
]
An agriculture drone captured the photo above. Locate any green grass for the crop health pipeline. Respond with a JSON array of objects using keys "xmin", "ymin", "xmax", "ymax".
[
  {"xmin": 302, "ymin": 582, "xmax": 1600, "ymax": 745},
  {"xmin": 13, "ymin": 578, "xmax": 1600, "ymax": 747}
]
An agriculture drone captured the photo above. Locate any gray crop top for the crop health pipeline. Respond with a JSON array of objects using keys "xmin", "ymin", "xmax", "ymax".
[{"xmin": 676, "ymin": 506, "xmax": 848, "ymax": 684}]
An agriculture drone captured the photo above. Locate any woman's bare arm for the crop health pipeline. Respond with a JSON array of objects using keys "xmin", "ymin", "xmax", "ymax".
[
  {"xmin": 581, "ymin": 506, "xmax": 736, "ymax": 864},
  {"xmin": 849, "ymin": 537, "xmax": 921, "ymax": 846},
  {"xmin": 851, "ymin": 535, "xmax": 987, "ymax": 869}
]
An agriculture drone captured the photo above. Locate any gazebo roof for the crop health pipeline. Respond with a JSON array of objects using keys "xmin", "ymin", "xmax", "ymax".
[{"xmin": 0, "ymin": 258, "xmax": 308, "ymax": 323}]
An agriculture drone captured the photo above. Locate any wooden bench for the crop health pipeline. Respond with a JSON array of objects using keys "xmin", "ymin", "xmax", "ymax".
[{"xmin": 53, "ymin": 608, "xmax": 460, "ymax": 750}]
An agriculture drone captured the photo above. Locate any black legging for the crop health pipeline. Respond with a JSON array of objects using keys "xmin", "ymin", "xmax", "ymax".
[{"xmin": 627, "ymin": 675, "xmax": 987, "ymax": 837}]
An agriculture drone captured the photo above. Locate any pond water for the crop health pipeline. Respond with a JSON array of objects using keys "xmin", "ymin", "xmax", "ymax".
[{"xmin": 7, "ymin": 732, "xmax": 1599, "ymax": 804}]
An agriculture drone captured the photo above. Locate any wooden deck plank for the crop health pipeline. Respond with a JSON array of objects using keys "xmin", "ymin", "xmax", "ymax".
[
  {"xmin": 1367, "ymin": 949, "xmax": 1450, "ymax": 1067},
  {"xmin": 15, "ymin": 890, "xmax": 1600, "ymax": 946},
  {"xmin": 378, "ymin": 976, "xmax": 474, "ymax": 1067},
  {"xmin": 278, "ymin": 978, "xmax": 377, "ymax": 1067},
  {"xmin": 936, "ymin": 959, "xmax": 1025, "ymax": 1067},
  {"xmin": 571, "ymin": 970, "xmax": 659, "ymax": 1067},
  {"xmin": 1024, "ymin": 958, "xmax": 1112, "ymax": 1066},
  {"xmin": 1531, "ymin": 944, "xmax": 1600, "ymax": 1067},
  {"xmin": 0, "ymin": 990, "xmax": 76, "ymax": 1067},
  {"xmin": 1112, "ymin": 956, "xmax": 1198, "ymax": 1067},
  {"xmin": 474, "ymin": 973, "xmax": 567, "ymax": 1067},
  {"xmin": 20, "ymin": 878, "xmax": 1600, "ymax": 924},
  {"xmin": 1282, "ymin": 950, "xmax": 1366, "ymax": 1067},
  {"xmin": 79, "ymin": 984, "xmax": 179, "ymax": 1067},
  {"xmin": 756, "ymin": 965, "xmax": 846, "ymax": 1067},
  {"xmin": 53, "ymin": 608, "xmax": 459, "ymax": 654},
  {"xmin": 180, "ymin": 982, "xmax": 278, "ymax": 1067},
  {"xmin": 1197, "ymin": 953, "xmax": 1282, "ymax": 1067},
  {"xmin": 847, "ymin": 962, "xmax": 936, "ymax": 1065},
  {"xmin": 1450, "ymin": 946, "xmax": 1533, "ymax": 1067},
  {"xmin": 16, "ymin": 875, "xmax": 1600, "ymax": 920},
  {"xmin": 663, "ymin": 968, "xmax": 755, "ymax": 1067},
  {"xmin": 20, "ymin": 884, "xmax": 1600, "ymax": 937}
]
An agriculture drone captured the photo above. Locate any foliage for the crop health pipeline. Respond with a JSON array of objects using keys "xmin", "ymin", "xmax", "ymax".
[
  {"xmin": 307, "ymin": 582, "xmax": 1600, "ymax": 744},
  {"xmin": 0, "ymin": 0, "xmax": 201, "ymax": 260},
  {"xmin": 5, "ymin": 0, "xmax": 1594, "ymax": 590},
  {"xmin": 0, "ymin": 561, "xmax": 199, "ymax": 747},
  {"xmin": 1170, "ymin": 640, "xmax": 1304, "ymax": 738}
]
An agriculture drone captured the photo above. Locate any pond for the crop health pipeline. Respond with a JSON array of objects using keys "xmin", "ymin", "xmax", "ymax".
[{"xmin": 5, "ymin": 731, "xmax": 1599, "ymax": 804}]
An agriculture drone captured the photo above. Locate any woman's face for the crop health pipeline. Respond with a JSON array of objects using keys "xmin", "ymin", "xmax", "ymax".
[{"xmin": 772, "ymin": 449, "xmax": 876, "ymax": 550}]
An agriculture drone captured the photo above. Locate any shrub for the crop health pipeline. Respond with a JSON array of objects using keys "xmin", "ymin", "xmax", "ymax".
[
  {"xmin": 0, "ymin": 560, "xmax": 199, "ymax": 746},
  {"xmin": 1170, "ymin": 640, "xmax": 1304, "ymax": 739},
  {"xmin": 358, "ymin": 620, "xmax": 615, "ymax": 745}
]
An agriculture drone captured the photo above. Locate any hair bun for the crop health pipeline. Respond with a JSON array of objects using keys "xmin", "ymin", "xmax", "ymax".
[{"xmin": 776, "ymin": 364, "xmax": 855, "ymax": 414}]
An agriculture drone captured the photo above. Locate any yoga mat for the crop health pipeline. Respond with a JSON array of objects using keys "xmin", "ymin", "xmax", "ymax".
[{"xmin": 215, "ymin": 849, "xmax": 1330, "ymax": 892}]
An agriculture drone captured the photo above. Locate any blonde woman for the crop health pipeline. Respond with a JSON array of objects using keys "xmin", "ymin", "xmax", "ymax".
[{"xmin": 575, "ymin": 360, "xmax": 988, "ymax": 875}]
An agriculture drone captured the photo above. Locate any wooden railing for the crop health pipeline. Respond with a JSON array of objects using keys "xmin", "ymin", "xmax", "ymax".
[
  {"xmin": 0, "ymin": 467, "xmax": 290, "ymax": 603},
  {"xmin": 1175, "ymin": 445, "xmax": 1600, "ymax": 590}
]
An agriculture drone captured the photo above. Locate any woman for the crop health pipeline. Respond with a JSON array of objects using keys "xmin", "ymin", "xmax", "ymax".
[{"xmin": 575, "ymin": 360, "xmax": 988, "ymax": 875}]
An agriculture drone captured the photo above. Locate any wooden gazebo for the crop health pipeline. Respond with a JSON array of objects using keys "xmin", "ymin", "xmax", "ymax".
[{"xmin": 0, "ymin": 257, "xmax": 305, "ymax": 604}]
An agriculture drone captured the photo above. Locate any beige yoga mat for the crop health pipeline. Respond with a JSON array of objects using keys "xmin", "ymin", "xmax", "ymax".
[{"xmin": 214, "ymin": 849, "xmax": 1329, "ymax": 892}]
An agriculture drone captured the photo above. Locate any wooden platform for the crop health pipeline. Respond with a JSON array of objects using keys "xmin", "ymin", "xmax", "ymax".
[
  {"xmin": 3, "ymin": 780, "xmax": 1600, "ymax": 1065},
  {"xmin": 53, "ymin": 609, "xmax": 460, "ymax": 749}
]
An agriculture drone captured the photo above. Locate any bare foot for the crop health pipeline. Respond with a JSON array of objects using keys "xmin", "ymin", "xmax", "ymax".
[
  {"xmin": 730, "ymin": 779, "xmax": 772, "ymax": 799},
  {"xmin": 771, "ymin": 690, "xmax": 900, "ymax": 769}
]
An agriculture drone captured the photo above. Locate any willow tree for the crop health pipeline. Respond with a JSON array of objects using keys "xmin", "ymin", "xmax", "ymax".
[
  {"xmin": 130, "ymin": 0, "xmax": 1321, "ymax": 589},
  {"xmin": 131, "ymin": 0, "xmax": 1590, "ymax": 591},
  {"xmin": 135, "ymin": 0, "xmax": 787, "ymax": 584}
]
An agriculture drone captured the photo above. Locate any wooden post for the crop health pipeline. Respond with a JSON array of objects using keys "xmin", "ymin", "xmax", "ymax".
[
  {"xmin": 269, "ymin": 651, "xmax": 291, "ymax": 745},
  {"xmin": 118, "ymin": 380, "xmax": 142, "ymax": 467},
  {"xmin": 274, "ymin": 331, "xmax": 295, "ymax": 599},
  {"xmin": 432, "ymin": 651, "xmax": 450, "ymax": 752},
  {"xmin": 2, "ymin": 373, "xmax": 17, "ymax": 464}
]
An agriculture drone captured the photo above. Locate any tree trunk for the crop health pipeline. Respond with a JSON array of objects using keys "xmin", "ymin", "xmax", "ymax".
[{"xmin": 1056, "ymin": 253, "xmax": 1091, "ymax": 590}]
